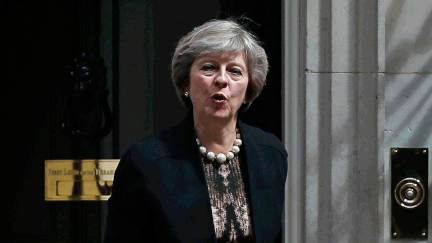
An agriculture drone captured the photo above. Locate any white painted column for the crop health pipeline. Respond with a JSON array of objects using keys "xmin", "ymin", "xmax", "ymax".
[
  {"xmin": 283, "ymin": 0, "xmax": 304, "ymax": 242},
  {"xmin": 284, "ymin": 0, "xmax": 432, "ymax": 242},
  {"xmin": 284, "ymin": 0, "xmax": 382, "ymax": 242}
]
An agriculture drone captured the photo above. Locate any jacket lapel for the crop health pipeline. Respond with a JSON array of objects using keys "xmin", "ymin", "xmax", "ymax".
[
  {"xmin": 237, "ymin": 120, "xmax": 268, "ymax": 243},
  {"xmin": 172, "ymin": 112, "xmax": 216, "ymax": 241},
  {"xmin": 179, "ymin": 112, "xmax": 208, "ymax": 185}
]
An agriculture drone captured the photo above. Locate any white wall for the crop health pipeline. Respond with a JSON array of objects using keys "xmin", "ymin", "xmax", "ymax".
[
  {"xmin": 383, "ymin": 0, "xmax": 432, "ymax": 242},
  {"xmin": 289, "ymin": 0, "xmax": 432, "ymax": 242},
  {"xmin": 303, "ymin": 1, "xmax": 380, "ymax": 242}
]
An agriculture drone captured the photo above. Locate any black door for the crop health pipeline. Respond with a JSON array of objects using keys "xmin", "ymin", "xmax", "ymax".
[
  {"xmin": 1, "ymin": 1, "xmax": 282, "ymax": 242},
  {"xmin": 2, "ymin": 1, "xmax": 104, "ymax": 242}
]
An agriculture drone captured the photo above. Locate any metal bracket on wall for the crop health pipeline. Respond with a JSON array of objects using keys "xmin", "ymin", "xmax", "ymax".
[{"xmin": 391, "ymin": 148, "xmax": 428, "ymax": 240}]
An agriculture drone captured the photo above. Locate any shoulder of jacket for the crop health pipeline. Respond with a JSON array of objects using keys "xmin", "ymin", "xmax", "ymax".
[
  {"xmin": 125, "ymin": 121, "xmax": 190, "ymax": 163},
  {"xmin": 240, "ymin": 122, "xmax": 287, "ymax": 157}
]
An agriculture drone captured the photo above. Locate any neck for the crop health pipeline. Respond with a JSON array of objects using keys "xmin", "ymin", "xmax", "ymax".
[{"xmin": 193, "ymin": 112, "xmax": 238, "ymax": 154}]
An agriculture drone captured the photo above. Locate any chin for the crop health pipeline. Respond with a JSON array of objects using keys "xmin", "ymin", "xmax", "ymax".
[
  {"xmin": 205, "ymin": 108, "xmax": 233, "ymax": 120},
  {"xmin": 212, "ymin": 111, "xmax": 239, "ymax": 121}
]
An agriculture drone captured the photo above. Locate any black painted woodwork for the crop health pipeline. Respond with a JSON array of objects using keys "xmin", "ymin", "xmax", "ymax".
[
  {"xmin": 1, "ymin": 0, "xmax": 282, "ymax": 242},
  {"xmin": 1, "ymin": 0, "xmax": 103, "ymax": 242},
  {"xmin": 221, "ymin": 0, "xmax": 283, "ymax": 139}
]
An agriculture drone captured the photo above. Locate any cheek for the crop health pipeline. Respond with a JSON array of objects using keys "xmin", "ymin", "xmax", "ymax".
[
  {"xmin": 236, "ymin": 81, "xmax": 249, "ymax": 98},
  {"xmin": 190, "ymin": 77, "xmax": 206, "ymax": 94},
  {"xmin": 189, "ymin": 76, "xmax": 211, "ymax": 104}
]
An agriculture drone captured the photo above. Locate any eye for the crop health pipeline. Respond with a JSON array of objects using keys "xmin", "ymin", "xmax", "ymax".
[
  {"xmin": 230, "ymin": 68, "xmax": 243, "ymax": 76},
  {"xmin": 201, "ymin": 64, "xmax": 216, "ymax": 71}
]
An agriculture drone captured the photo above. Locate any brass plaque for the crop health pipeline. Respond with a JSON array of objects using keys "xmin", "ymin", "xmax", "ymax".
[{"xmin": 45, "ymin": 159, "xmax": 119, "ymax": 201}]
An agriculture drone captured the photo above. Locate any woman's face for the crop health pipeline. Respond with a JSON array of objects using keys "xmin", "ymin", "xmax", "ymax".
[{"xmin": 188, "ymin": 51, "xmax": 249, "ymax": 121}]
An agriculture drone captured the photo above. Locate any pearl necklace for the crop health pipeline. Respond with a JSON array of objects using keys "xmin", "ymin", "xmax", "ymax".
[{"xmin": 196, "ymin": 128, "xmax": 242, "ymax": 164}]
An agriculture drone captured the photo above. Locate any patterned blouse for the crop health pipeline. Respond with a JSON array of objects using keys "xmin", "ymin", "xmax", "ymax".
[{"xmin": 201, "ymin": 155, "xmax": 255, "ymax": 242}]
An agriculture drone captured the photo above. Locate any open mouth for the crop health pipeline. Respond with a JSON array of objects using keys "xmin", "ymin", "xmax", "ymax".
[{"xmin": 211, "ymin": 93, "xmax": 227, "ymax": 103}]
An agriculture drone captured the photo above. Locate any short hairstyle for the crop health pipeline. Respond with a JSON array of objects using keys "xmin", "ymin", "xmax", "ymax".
[{"xmin": 171, "ymin": 19, "xmax": 269, "ymax": 111}]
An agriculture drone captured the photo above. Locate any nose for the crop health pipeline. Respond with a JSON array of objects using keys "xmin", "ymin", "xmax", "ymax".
[{"xmin": 214, "ymin": 68, "xmax": 228, "ymax": 88}]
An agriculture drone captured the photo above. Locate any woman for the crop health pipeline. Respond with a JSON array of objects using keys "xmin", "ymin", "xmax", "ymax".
[{"xmin": 105, "ymin": 19, "xmax": 287, "ymax": 243}]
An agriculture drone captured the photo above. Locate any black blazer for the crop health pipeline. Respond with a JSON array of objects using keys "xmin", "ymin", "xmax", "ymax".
[{"xmin": 105, "ymin": 114, "xmax": 288, "ymax": 242}]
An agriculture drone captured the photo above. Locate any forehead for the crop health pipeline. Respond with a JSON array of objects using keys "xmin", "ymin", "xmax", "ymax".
[{"xmin": 194, "ymin": 51, "xmax": 247, "ymax": 66}]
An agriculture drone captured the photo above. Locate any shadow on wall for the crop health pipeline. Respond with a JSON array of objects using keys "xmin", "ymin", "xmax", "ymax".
[
  {"xmin": 308, "ymin": 0, "xmax": 432, "ymax": 242},
  {"xmin": 385, "ymin": 0, "xmax": 432, "ymax": 241},
  {"xmin": 385, "ymin": 0, "xmax": 432, "ymax": 147}
]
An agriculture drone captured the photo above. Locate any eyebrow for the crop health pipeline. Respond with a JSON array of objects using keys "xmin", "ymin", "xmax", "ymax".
[{"xmin": 197, "ymin": 58, "xmax": 247, "ymax": 70}]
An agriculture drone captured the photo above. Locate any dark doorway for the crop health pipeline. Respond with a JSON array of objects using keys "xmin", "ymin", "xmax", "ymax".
[
  {"xmin": 2, "ymin": 0, "xmax": 103, "ymax": 242},
  {"xmin": 1, "ymin": 0, "xmax": 282, "ymax": 242}
]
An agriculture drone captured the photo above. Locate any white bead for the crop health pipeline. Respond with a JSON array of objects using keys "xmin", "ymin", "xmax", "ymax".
[
  {"xmin": 232, "ymin": 145, "xmax": 240, "ymax": 154},
  {"xmin": 206, "ymin": 151, "xmax": 215, "ymax": 161},
  {"xmin": 235, "ymin": 139, "xmax": 242, "ymax": 146},
  {"xmin": 196, "ymin": 139, "xmax": 200, "ymax": 145},
  {"xmin": 216, "ymin": 153, "xmax": 227, "ymax": 163},
  {"xmin": 199, "ymin": 146, "xmax": 206, "ymax": 154},
  {"xmin": 227, "ymin": 152, "xmax": 235, "ymax": 160}
]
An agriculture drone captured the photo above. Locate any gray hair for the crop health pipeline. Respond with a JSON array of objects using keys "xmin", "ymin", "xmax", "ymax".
[{"xmin": 171, "ymin": 19, "xmax": 269, "ymax": 111}]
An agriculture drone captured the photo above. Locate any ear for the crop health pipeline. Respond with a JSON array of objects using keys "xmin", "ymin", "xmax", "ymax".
[{"xmin": 183, "ymin": 81, "xmax": 190, "ymax": 93}]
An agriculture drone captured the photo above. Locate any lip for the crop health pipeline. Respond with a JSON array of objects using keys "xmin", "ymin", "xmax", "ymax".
[{"xmin": 210, "ymin": 93, "xmax": 228, "ymax": 104}]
